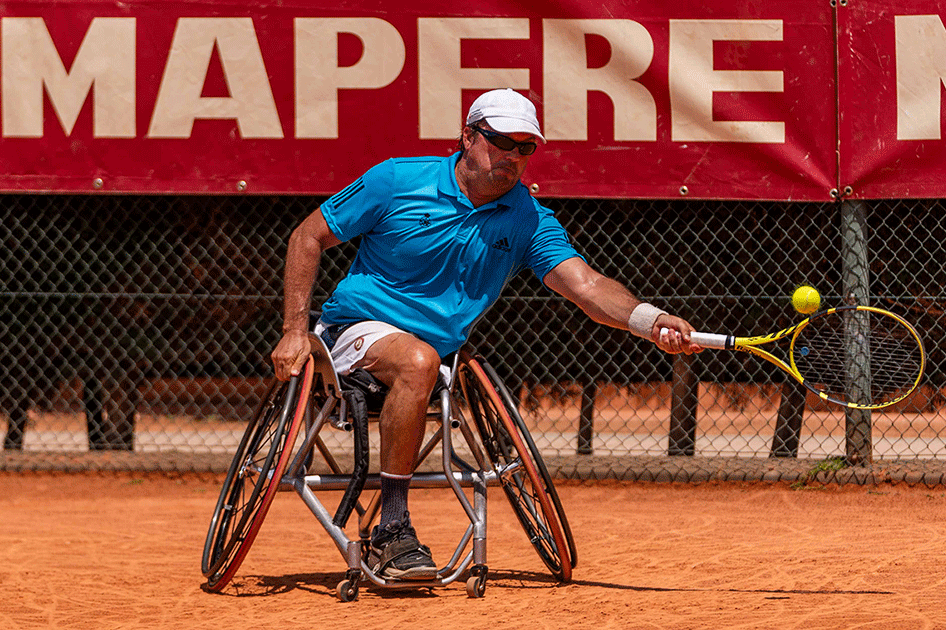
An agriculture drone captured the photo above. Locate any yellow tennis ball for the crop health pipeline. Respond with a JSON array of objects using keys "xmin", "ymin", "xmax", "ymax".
[{"xmin": 792, "ymin": 285, "xmax": 821, "ymax": 315}]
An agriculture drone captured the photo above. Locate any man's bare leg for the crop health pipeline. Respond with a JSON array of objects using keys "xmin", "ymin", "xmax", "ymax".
[
  {"xmin": 355, "ymin": 333, "xmax": 441, "ymax": 475},
  {"xmin": 354, "ymin": 332, "xmax": 441, "ymax": 579},
  {"xmin": 353, "ymin": 332, "xmax": 439, "ymax": 520}
]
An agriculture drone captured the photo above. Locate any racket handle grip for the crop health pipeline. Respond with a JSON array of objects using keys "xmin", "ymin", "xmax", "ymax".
[
  {"xmin": 690, "ymin": 331, "xmax": 732, "ymax": 350},
  {"xmin": 658, "ymin": 328, "xmax": 733, "ymax": 349}
]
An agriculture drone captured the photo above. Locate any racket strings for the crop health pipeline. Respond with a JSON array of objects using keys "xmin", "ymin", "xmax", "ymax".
[{"xmin": 792, "ymin": 311, "xmax": 923, "ymax": 405}]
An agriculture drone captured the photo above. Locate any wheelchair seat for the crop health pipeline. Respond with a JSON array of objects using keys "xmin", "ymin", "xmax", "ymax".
[{"xmin": 307, "ymin": 311, "xmax": 451, "ymax": 415}]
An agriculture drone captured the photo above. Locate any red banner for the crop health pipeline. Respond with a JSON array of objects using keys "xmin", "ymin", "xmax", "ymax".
[
  {"xmin": 1, "ymin": 1, "xmax": 839, "ymax": 199},
  {"xmin": 838, "ymin": 2, "xmax": 946, "ymax": 199}
]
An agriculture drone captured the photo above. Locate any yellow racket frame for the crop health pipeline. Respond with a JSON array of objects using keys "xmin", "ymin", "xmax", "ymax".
[{"xmin": 707, "ymin": 306, "xmax": 925, "ymax": 410}]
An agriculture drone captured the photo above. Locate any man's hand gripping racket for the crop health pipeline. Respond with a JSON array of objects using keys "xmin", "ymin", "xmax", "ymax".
[{"xmin": 664, "ymin": 305, "xmax": 926, "ymax": 410}]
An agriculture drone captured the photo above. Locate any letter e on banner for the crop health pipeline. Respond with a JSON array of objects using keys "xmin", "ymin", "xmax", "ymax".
[
  {"xmin": 418, "ymin": 18, "xmax": 530, "ymax": 139},
  {"xmin": 896, "ymin": 14, "xmax": 946, "ymax": 141},
  {"xmin": 669, "ymin": 19, "xmax": 784, "ymax": 143}
]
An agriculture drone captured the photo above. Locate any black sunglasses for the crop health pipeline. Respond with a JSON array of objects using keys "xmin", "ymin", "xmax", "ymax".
[{"xmin": 472, "ymin": 125, "xmax": 538, "ymax": 156}]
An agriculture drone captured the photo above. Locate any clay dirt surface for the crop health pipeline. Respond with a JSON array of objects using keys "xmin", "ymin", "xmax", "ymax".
[{"xmin": 2, "ymin": 473, "xmax": 946, "ymax": 629}]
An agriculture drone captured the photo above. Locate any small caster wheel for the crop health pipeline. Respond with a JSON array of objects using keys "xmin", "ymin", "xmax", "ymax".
[
  {"xmin": 466, "ymin": 575, "xmax": 485, "ymax": 598},
  {"xmin": 336, "ymin": 579, "xmax": 359, "ymax": 602},
  {"xmin": 466, "ymin": 565, "xmax": 487, "ymax": 598}
]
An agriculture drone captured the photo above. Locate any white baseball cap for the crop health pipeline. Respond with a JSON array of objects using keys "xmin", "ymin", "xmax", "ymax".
[{"xmin": 466, "ymin": 89, "xmax": 545, "ymax": 143}]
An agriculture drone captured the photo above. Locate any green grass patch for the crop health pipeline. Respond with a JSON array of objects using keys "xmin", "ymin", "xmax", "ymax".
[{"xmin": 790, "ymin": 456, "xmax": 849, "ymax": 490}]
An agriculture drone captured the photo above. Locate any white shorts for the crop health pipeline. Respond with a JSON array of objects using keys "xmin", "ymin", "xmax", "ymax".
[{"xmin": 312, "ymin": 319, "xmax": 452, "ymax": 385}]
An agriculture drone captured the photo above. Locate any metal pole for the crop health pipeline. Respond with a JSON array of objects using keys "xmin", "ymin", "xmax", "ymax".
[{"xmin": 840, "ymin": 199, "xmax": 872, "ymax": 465}]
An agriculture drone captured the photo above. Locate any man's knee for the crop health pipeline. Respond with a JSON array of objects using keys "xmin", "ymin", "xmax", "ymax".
[
  {"xmin": 360, "ymin": 334, "xmax": 441, "ymax": 391},
  {"xmin": 397, "ymin": 343, "xmax": 441, "ymax": 387}
]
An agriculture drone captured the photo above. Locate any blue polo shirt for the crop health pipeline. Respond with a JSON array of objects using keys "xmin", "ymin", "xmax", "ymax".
[{"xmin": 318, "ymin": 153, "xmax": 581, "ymax": 357}]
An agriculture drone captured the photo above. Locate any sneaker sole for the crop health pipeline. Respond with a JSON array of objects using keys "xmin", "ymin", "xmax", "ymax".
[{"xmin": 378, "ymin": 565, "xmax": 440, "ymax": 581}]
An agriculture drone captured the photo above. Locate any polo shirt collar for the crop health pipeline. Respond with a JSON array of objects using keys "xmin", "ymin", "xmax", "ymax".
[{"xmin": 439, "ymin": 152, "xmax": 524, "ymax": 211}]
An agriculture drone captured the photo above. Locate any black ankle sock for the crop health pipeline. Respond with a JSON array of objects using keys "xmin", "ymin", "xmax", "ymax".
[{"xmin": 379, "ymin": 474, "xmax": 411, "ymax": 526}]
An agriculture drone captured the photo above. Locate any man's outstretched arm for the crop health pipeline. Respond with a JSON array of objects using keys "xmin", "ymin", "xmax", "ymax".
[{"xmin": 543, "ymin": 257, "xmax": 701, "ymax": 355}]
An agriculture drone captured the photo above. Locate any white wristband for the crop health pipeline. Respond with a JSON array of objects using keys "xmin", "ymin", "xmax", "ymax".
[{"xmin": 627, "ymin": 303, "xmax": 668, "ymax": 340}]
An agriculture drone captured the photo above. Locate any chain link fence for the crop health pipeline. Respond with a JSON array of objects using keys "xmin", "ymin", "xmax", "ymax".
[{"xmin": 1, "ymin": 195, "xmax": 943, "ymax": 484}]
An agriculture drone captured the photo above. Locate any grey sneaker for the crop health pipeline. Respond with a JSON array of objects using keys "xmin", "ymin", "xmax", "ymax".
[{"xmin": 368, "ymin": 512, "xmax": 438, "ymax": 581}]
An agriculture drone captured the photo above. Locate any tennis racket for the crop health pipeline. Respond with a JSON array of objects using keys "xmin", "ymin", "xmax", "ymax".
[{"xmin": 678, "ymin": 305, "xmax": 925, "ymax": 410}]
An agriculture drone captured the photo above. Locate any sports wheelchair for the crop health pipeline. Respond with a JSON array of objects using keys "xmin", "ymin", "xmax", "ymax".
[{"xmin": 200, "ymin": 331, "xmax": 576, "ymax": 600}]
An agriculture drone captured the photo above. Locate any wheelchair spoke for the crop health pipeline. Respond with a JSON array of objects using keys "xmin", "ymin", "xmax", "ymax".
[{"xmin": 458, "ymin": 352, "xmax": 575, "ymax": 582}]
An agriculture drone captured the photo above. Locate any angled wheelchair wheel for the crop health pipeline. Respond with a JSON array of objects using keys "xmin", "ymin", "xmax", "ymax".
[
  {"xmin": 200, "ymin": 358, "xmax": 313, "ymax": 592},
  {"xmin": 458, "ymin": 352, "xmax": 576, "ymax": 583}
]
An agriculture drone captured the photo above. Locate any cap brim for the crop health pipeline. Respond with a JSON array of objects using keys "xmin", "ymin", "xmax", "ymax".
[{"xmin": 484, "ymin": 116, "xmax": 546, "ymax": 143}]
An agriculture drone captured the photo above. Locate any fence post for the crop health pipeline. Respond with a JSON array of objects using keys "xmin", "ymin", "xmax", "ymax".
[
  {"xmin": 83, "ymin": 354, "xmax": 138, "ymax": 452},
  {"xmin": 841, "ymin": 199, "xmax": 872, "ymax": 465},
  {"xmin": 668, "ymin": 352, "xmax": 697, "ymax": 456},
  {"xmin": 577, "ymin": 380, "xmax": 595, "ymax": 454},
  {"xmin": 83, "ymin": 374, "xmax": 106, "ymax": 450},
  {"xmin": 2, "ymin": 395, "xmax": 29, "ymax": 451},
  {"xmin": 771, "ymin": 380, "xmax": 806, "ymax": 457}
]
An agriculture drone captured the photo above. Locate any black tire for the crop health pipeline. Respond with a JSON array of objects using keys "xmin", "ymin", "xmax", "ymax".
[
  {"xmin": 458, "ymin": 352, "xmax": 575, "ymax": 582},
  {"xmin": 200, "ymin": 359, "xmax": 312, "ymax": 591}
]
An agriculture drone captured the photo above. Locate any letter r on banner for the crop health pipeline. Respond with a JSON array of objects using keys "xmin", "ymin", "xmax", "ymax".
[{"xmin": 543, "ymin": 19, "xmax": 656, "ymax": 142}]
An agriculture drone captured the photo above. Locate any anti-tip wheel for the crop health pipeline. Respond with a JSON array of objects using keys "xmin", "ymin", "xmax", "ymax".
[
  {"xmin": 466, "ymin": 576, "xmax": 486, "ymax": 598},
  {"xmin": 336, "ymin": 579, "xmax": 359, "ymax": 602},
  {"xmin": 466, "ymin": 567, "xmax": 487, "ymax": 598}
]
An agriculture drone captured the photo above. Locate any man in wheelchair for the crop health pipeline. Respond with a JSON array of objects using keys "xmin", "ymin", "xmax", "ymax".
[{"xmin": 271, "ymin": 89, "xmax": 700, "ymax": 581}]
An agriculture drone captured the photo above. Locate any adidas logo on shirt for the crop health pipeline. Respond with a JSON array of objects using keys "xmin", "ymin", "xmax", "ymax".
[{"xmin": 492, "ymin": 237, "xmax": 511, "ymax": 252}]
